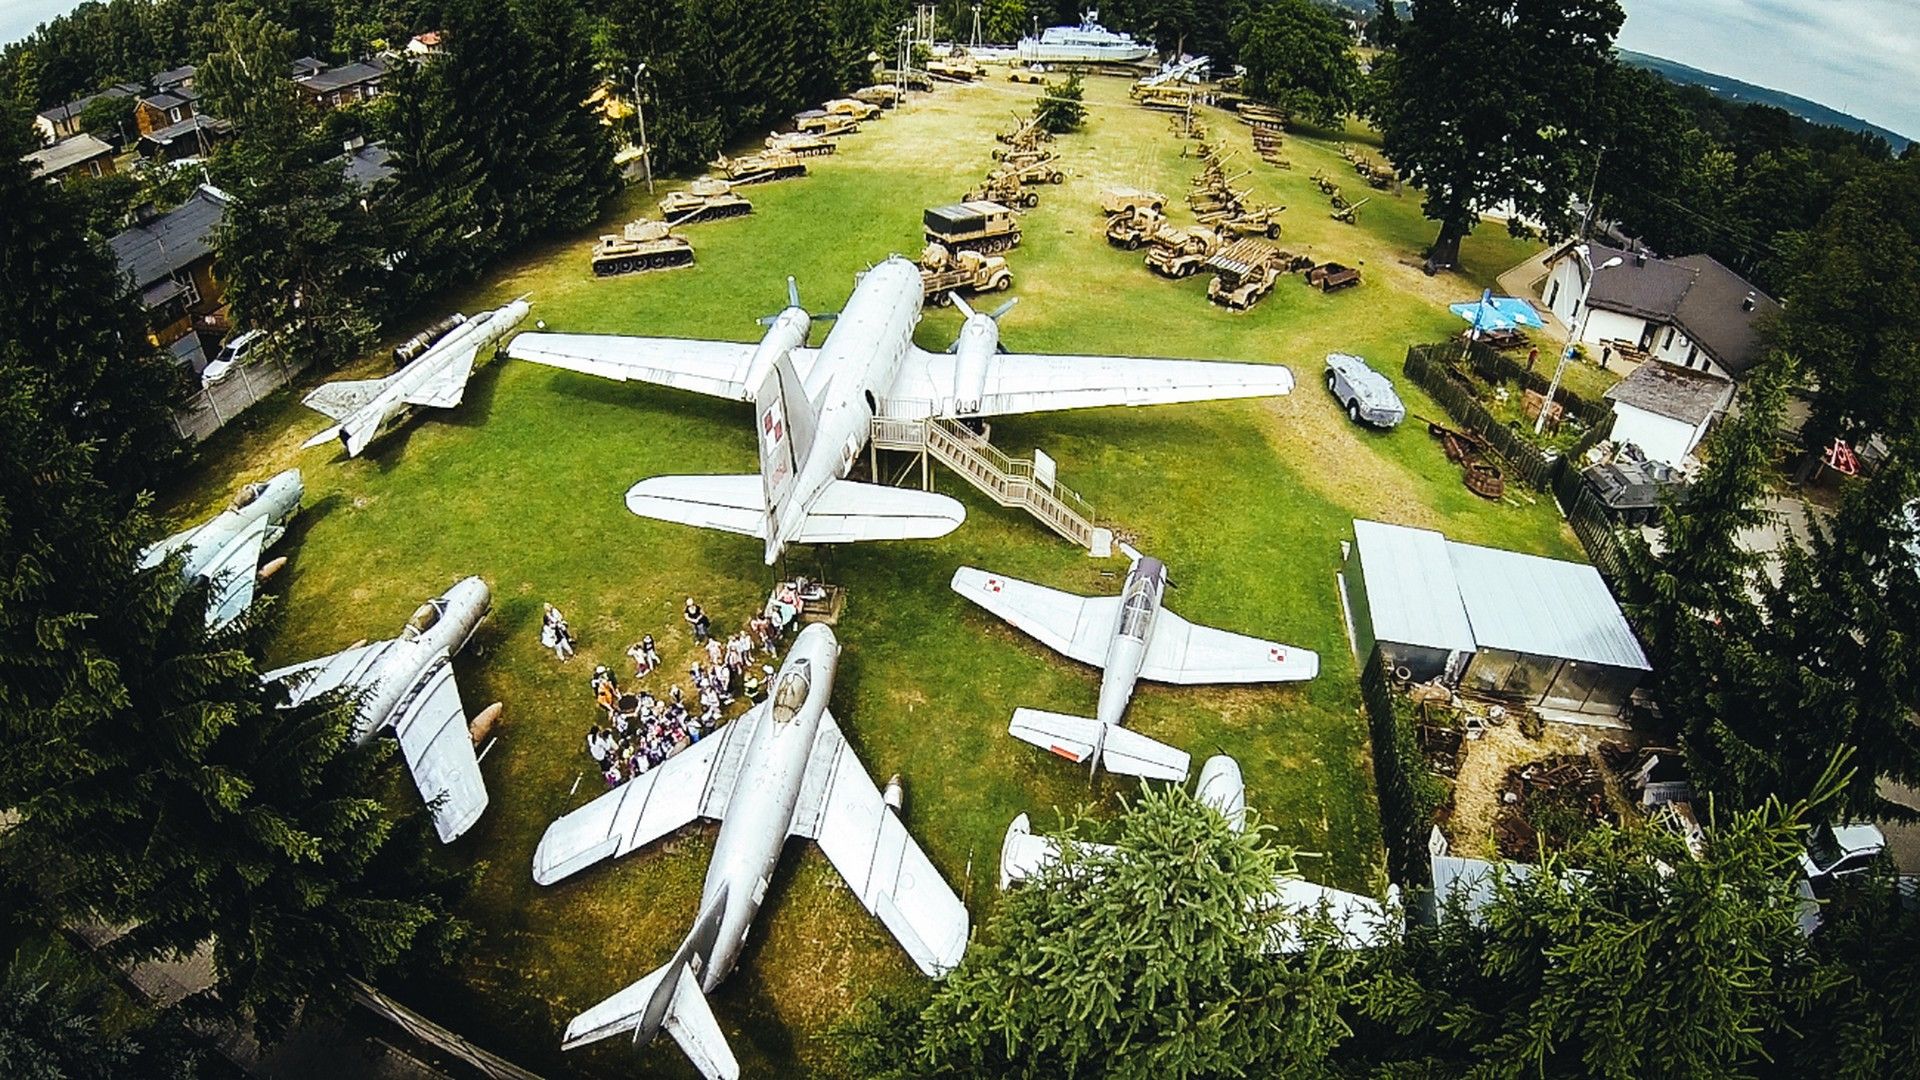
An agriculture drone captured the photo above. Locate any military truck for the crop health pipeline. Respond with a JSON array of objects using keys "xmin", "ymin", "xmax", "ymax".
[
  {"xmin": 657, "ymin": 178, "xmax": 753, "ymax": 226},
  {"xmin": 1205, "ymin": 239, "xmax": 1283, "ymax": 309},
  {"xmin": 1144, "ymin": 225, "xmax": 1222, "ymax": 278},
  {"xmin": 765, "ymin": 131, "xmax": 837, "ymax": 157},
  {"xmin": 1098, "ymin": 186, "xmax": 1166, "ymax": 216},
  {"xmin": 591, "ymin": 220, "xmax": 694, "ymax": 277},
  {"xmin": 795, "ymin": 110, "xmax": 860, "ymax": 136},
  {"xmin": 967, "ymin": 170, "xmax": 1040, "ymax": 209},
  {"xmin": 920, "ymin": 242, "xmax": 1013, "ymax": 303},
  {"xmin": 924, "ymin": 201, "xmax": 1023, "ymax": 254},
  {"xmin": 824, "ymin": 97, "xmax": 882, "ymax": 122},
  {"xmin": 851, "ymin": 85, "xmax": 901, "ymax": 109},
  {"xmin": 709, "ymin": 150, "xmax": 808, "ymax": 185},
  {"xmin": 1105, "ymin": 205, "xmax": 1166, "ymax": 249}
]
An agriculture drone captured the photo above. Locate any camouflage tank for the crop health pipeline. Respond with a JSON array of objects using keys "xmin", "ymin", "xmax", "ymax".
[
  {"xmin": 591, "ymin": 219, "xmax": 694, "ymax": 277},
  {"xmin": 709, "ymin": 150, "xmax": 808, "ymax": 184},
  {"xmin": 765, "ymin": 130, "xmax": 838, "ymax": 157},
  {"xmin": 658, "ymin": 178, "xmax": 754, "ymax": 226}
]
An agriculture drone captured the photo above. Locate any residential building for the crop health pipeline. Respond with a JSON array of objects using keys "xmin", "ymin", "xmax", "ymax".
[
  {"xmin": 405, "ymin": 31, "xmax": 444, "ymax": 56},
  {"xmin": 107, "ymin": 185, "xmax": 233, "ymax": 373},
  {"xmin": 134, "ymin": 86, "xmax": 203, "ymax": 137},
  {"xmin": 291, "ymin": 55, "xmax": 328, "ymax": 79},
  {"xmin": 1541, "ymin": 242, "xmax": 1780, "ymax": 381},
  {"xmin": 337, "ymin": 138, "xmax": 396, "ymax": 192},
  {"xmin": 22, "ymin": 132, "xmax": 116, "ymax": 183},
  {"xmin": 33, "ymin": 84, "xmax": 138, "ymax": 143},
  {"xmin": 137, "ymin": 114, "xmax": 232, "ymax": 162},
  {"xmin": 294, "ymin": 57, "xmax": 392, "ymax": 109},
  {"xmin": 1601, "ymin": 360, "xmax": 1737, "ymax": 466}
]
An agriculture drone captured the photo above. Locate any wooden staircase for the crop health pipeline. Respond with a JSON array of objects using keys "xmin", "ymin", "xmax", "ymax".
[{"xmin": 870, "ymin": 409, "xmax": 1106, "ymax": 552}]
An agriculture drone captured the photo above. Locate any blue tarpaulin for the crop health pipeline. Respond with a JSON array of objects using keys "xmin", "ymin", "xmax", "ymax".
[{"xmin": 1450, "ymin": 291, "xmax": 1545, "ymax": 332}]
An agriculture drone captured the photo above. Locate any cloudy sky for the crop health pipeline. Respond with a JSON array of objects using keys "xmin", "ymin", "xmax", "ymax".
[{"xmin": 1618, "ymin": 0, "xmax": 1918, "ymax": 137}]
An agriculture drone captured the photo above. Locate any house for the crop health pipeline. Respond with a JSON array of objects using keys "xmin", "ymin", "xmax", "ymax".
[
  {"xmin": 405, "ymin": 31, "xmax": 444, "ymax": 56},
  {"xmin": 1541, "ymin": 242, "xmax": 1780, "ymax": 381},
  {"xmin": 107, "ymin": 185, "xmax": 233, "ymax": 373},
  {"xmin": 135, "ymin": 87, "xmax": 202, "ymax": 136},
  {"xmin": 290, "ymin": 56, "xmax": 328, "ymax": 79},
  {"xmin": 33, "ymin": 84, "xmax": 138, "ymax": 143},
  {"xmin": 1341, "ymin": 519, "xmax": 1651, "ymax": 717},
  {"xmin": 1601, "ymin": 360, "xmax": 1736, "ymax": 466},
  {"xmin": 337, "ymin": 139, "xmax": 395, "ymax": 192},
  {"xmin": 137, "ymin": 114, "xmax": 232, "ymax": 162},
  {"xmin": 22, "ymin": 133, "xmax": 116, "ymax": 183},
  {"xmin": 294, "ymin": 57, "xmax": 392, "ymax": 109}
]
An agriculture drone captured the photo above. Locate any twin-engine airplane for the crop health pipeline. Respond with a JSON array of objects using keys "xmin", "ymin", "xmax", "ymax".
[
  {"xmin": 265, "ymin": 577, "xmax": 498, "ymax": 843},
  {"xmin": 533, "ymin": 623, "xmax": 967, "ymax": 1080},
  {"xmin": 300, "ymin": 299, "xmax": 530, "ymax": 457},
  {"xmin": 506, "ymin": 257, "xmax": 1296, "ymax": 563},
  {"xmin": 140, "ymin": 468, "xmax": 303, "ymax": 629},
  {"xmin": 952, "ymin": 553, "xmax": 1319, "ymax": 782}
]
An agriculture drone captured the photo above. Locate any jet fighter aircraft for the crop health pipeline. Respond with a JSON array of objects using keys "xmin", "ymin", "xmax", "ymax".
[
  {"xmin": 140, "ymin": 468, "xmax": 303, "ymax": 629},
  {"xmin": 265, "ymin": 577, "xmax": 498, "ymax": 843},
  {"xmin": 506, "ymin": 257, "xmax": 1295, "ymax": 563},
  {"xmin": 533, "ymin": 623, "xmax": 968, "ymax": 1080},
  {"xmin": 951, "ymin": 554, "xmax": 1319, "ymax": 782},
  {"xmin": 300, "ymin": 299, "xmax": 530, "ymax": 457}
]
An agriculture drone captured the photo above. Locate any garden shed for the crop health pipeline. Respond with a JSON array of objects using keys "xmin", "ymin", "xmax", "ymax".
[{"xmin": 1343, "ymin": 520, "xmax": 1651, "ymax": 716}]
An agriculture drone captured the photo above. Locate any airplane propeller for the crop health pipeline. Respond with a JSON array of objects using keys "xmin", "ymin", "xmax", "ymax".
[
  {"xmin": 947, "ymin": 294, "xmax": 1018, "ymax": 353},
  {"xmin": 757, "ymin": 276, "xmax": 838, "ymax": 326}
]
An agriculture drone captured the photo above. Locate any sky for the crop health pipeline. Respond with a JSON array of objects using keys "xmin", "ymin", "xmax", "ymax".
[{"xmin": 1619, "ymin": 0, "xmax": 1920, "ymax": 139}]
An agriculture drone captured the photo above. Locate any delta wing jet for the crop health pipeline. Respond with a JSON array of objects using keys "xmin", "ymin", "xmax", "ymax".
[
  {"xmin": 533, "ymin": 623, "xmax": 967, "ymax": 1080},
  {"xmin": 506, "ymin": 258, "xmax": 1295, "ymax": 563},
  {"xmin": 1000, "ymin": 756, "xmax": 1400, "ymax": 950},
  {"xmin": 265, "ymin": 577, "xmax": 498, "ymax": 843},
  {"xmin": 951, "ymin": 553, "xmax": 1318, "ymax": 782},
  {"xmin": 300, "ymin": 299, "xmax": 530, "ymax": 457},
  {"xmin": 140, "ymin": 468, "xmax": 303, "ymax": 629}
]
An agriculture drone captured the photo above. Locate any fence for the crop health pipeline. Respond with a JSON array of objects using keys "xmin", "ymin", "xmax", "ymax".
[
  {"xmin": 170, "ymin": 353, "xmax": 310, "ymax": 443},
  {"xmin": 1403, "ymin": 345, "xmax": 1561, "ymax": 490},
  {"xmin": 1359, "ymin": 647, "xmax": 1448, "ymax": 886},
  {"xmin": 1432, "ymin": 337, "xmax": 1612, "ymax": 427},
  {"xmin": 1551, "ymin": 463, "xmax": 1637, "ymax": 586}
]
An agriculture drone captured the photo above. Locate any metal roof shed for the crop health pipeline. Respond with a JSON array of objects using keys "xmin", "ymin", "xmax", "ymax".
[{"xmin": 1342, "ymin": 520, "xmax": 1476, "ymax": 683}]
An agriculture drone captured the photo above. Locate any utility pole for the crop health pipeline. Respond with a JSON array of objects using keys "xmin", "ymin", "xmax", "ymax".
[
  {"xmin": 630, "ymin": 62, "xmax": 654, "ymax": 195},
  {"xmin": 1537, "ymin": 248, "xmax": 1623, "ymax": 434}
]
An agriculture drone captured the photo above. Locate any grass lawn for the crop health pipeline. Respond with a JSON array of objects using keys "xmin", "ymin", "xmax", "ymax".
[{"xmin": 159, "ymin": 73, "xmax": 1580, "ymax": 1078}]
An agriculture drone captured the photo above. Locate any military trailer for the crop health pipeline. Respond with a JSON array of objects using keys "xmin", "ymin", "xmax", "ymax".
[
  {"xmin": 1105, "ymin": 205, "xmax": 1165, "ymax": 249},
  {"xmin": 657, "ymin": 178, "xmax": 753, "ymax": 226},
  {"xmin": 1205, "ymin": 239, "xmax": 1283, "ymax": 309},
  {"xmin": 709, "ymin": 150, "xmax": 808, "ymax": 185},
  {"xmin": 1582, "ymin": 455, "xmax": 1689, "ymax": 525},
  {"xmin": 1144, "ymin": 225, "xmax": 1222, "ymax": 278},
  {"xmin": 967, "ymin": 171, "xmax": 1040, "ymax": 209},
  {"xmin": 591, "ymin": 219, "xmax": 694, "ymax": 277},
  {"xmin": 765, "ymin": 131, "xmax": 837, "ymax": 157},
  {"xmin": 920, "ymin": 242, "xmax": 1013, "ymax": 303},
  {"xmin": 1324, "ymin": 353, "xmax": 1406, "ymax": 428},
  {"xmin": 923, "ymin": 201, "xmax": 1023, "ymax": 255},
  {"xmin": 1098, "ymin": 186, "xmax": 1167, "ymax": 215},
  {"xmin": 1306, "ymin": 261, "xmax": 1362, "ymax": 291}
]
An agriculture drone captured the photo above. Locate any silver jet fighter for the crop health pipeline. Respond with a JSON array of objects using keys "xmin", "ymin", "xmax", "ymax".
[
  {"xmin": 952, "ymin": 555, "xmax": 1319, "ymax": 782},
  {"xmin": 507, "ymin": 256, "xmax": 1296, "ymax": 564},
  {"xmin": 534, "ymin": 623, "xmax": 968, "ymax": 1080},
  {"xmin": 265, "ymin": 577, "xmax": 498, "ymax": 843},
  {"xmin": 140, "ymin": 468, "xmax": 303, "ymax": 629},
  {"xmin": 300, "ymin": 299, "xmax": 530, "ymax": 457}
]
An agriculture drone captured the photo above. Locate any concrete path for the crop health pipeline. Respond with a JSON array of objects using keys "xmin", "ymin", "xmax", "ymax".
[{"xmin": 1495, "ymin": 249, "xmax": 1569, "ymax": 342}]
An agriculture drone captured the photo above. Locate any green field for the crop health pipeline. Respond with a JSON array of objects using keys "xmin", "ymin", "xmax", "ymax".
[{"xmin": 161, "ymin": 75, "xmax": 1582, "ymax": 1077}]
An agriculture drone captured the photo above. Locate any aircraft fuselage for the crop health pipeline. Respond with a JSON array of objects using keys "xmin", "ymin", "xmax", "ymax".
[
  {"xmin": 148, "ymin": 467, "xmax": 303, "ymax": 581},
  {"xmin": 353, "ymin": 300, "xmax": 530, "ymax": 446},
  {"xmin": 343, "ymin": 576, "xmax": 491, "ymax": 744},
  {"xmin": 1095, "ymin": 556, "xmax": 1167, "ymax": 729}
]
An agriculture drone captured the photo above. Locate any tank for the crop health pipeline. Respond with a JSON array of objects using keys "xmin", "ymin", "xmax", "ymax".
[
  {"xmin": 591, "ymin": 219, "xmax": 694, "ymax": 277},
  {"xmin": 658, "ymin": 178, "xmax": 754, "ymax": 226},
  {"xmin": 709, "ymin": 150, "xmax": 808, "ymax": 185},
  {"xmin": 765, "ymin": 131, "xmax": 837, "ymax": 157}
]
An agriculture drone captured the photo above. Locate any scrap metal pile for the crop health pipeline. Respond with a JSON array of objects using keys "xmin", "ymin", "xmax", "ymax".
[
  {"xmin": 1494, "ymin": 754, "xmax": 1615, "ymax": 861},
  {"xmin": 1427, "ymin": 419, "xmax": 1507, "ymax": 500}
]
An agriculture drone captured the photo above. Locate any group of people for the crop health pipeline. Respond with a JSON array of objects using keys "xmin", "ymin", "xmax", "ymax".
[{"xmin": 563, "ymin": 586, "xmax": 820, "ymax": 791}]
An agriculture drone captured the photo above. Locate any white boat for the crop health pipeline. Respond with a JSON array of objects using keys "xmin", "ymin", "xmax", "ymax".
[{"xmin": 1017, "ymin": 11, "xmax": 1154, "ymax": 67}]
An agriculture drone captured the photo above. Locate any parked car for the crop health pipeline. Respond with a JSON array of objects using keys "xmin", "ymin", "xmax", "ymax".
[
  {"xmin": 1324, "ymin": 352, "xmax": 1405, "ymax": 428},
  {"xmin": 201, "ymin": 329, "xmax": 265, "ymax": 386}
]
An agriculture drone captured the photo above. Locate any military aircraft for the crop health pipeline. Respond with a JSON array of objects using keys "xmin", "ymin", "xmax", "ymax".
[
  {"xmin": 300, "ymin": 299, "xmax": 530, "ymax": 457},
  {"xmin": 265, "ymin": 577, "xmax": 498, "ymax": 843},
  {"xmin": 140, "ymin": 468, "xmax": 303, "ymax": 629},
  {"xmin": 533, "ymin": 623, "xmax": 968, "ymax": 1080},
  {"xmin": 506, "ymin": 257, "xmax": 1296, "ymax": 563},
  {"xmin": 999, "ymin": 755, "xmax": 1399, "ymax": 950},
  {"xmin": 951, "ymin": 553, "xmax": 1318, "ymax": 782}
]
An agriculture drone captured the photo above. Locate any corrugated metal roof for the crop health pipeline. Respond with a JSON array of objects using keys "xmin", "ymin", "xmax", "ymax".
[
  {"xmin": 1446, "ymin": 540, "xmax": 1651, "ymax": 671},
  {"xmin": 23, "ymin": 132, "xmax": 113, "ymax": 177},
  {"xmin": 1352, "ymin": 520, "xmax": 1476, "ymax": 654}
]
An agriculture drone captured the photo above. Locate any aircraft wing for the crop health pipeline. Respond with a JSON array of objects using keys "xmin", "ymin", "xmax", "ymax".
[
  {"xmin": 1139, "ymin": 607, "xmax": 1320, "ymax": 684},
  {"xmin": 912, "ymin": 350, "xmax": 1294, "ymax": 417},
  {"xmin": 400, "ymin": 342, "xmax": 481, "ymax": 410},
  {"xmin": 197, "ymin": 513, "xmax": 271, "ymax": 629},
  {"xmin": 391, "ymin": 650, "xmax": 490, "ymax": 843},
  {"xmin": 625, "ymin": 474, "xmax": 768, "ymax": 538},
  {"xmin": 792, "ymin": 711, "xmax": 969, "ymax": 975},
  {"xmin": 302, "ymin": 377, "xmax": 389, "ymax": 422},
  {"xmin": 508, "ymin": 333, "xmax": 819, "ymax": 402},
  {"xmin": 950, "ymin": 566, "xmax": 1117, "ymax": 668},
  {"xmin": 265, "ymin": 639, "xmax": 404, "ymax": 706},
  {"xmin": 531, "ymin": 705, "xmax": 765, "ymax": 885}
]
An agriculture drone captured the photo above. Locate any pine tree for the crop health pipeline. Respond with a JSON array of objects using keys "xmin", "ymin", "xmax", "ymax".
[
  {"xmin": 379, "ymin": 55, "xmax": 492, "ymax": 298},
  {"xmin": 515, "ymin": 0, "xmax": 620, "ymax": 236}
]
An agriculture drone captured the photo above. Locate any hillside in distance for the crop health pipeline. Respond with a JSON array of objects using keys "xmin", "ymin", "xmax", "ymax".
[{"xmin": 1620, "ymin": 48, "xmax": 1910, "ymax": 151}]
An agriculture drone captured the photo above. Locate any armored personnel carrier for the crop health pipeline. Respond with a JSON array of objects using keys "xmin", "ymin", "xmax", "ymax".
[
  {"xmin": 709, "ymin": 150, "xmax": 808, "ymax": 185},
  {"xmin": 657, "ymin": 178, "xmax": 753, "ymax": 226},
  {"xmin": 591, "ymin": 220, "xmax": 694, "ymax": 277},
  {"xmin": 824, "ymin": 97, "xmax": 882, "ymax": 121},
  {"xmin": 851, "ymin": 85, "xmax": 901, "ymax": 109},
  {"xmin": 795, "ymin": 110, "xmax": 861, "ymax": 137}
]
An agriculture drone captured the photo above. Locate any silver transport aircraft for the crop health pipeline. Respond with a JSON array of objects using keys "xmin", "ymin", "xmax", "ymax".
[
  {"xmin": 300, "ymin": 299, "xmax": 530, "ymax": 457},
  {"xmin": 506, "ymin": 257, "xmax": 1296, "ymax": 563},
  {"xmin": 265, "ymin": 576, "xmax": 497, "ymax": 843},
  {"xmin": 532, "ymin": 623, "xmax": 967, "ymax": 1080},
  {"xmin": 140, "ymin": 467, "xmax": 303, "ymax": 629},
  {"xmin": 952, "ymin": 553, "xmax": 1319, "ymax": 782}
]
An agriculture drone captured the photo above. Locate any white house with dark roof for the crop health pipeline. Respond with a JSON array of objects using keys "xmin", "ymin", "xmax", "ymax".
[
  {"xmin": 1541, "ymin": 242, "xmax": 1780, "ymax": 381},
  {"xmin": 1602, "ymin": 361, "xmax": 1736, "ymax": 466}
]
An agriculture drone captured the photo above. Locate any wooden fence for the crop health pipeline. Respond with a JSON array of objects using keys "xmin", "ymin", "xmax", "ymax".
[
  {"xmin": 1403, "ymin": 345, "xmax": 1559, "ymax": 490},
  {"xmin": 1433, "ymin": 337, "xmax": 1612, "ymax": 427},
  {"xmin": 1552, "ymin": 463, "xmax": 1636, "ymax": 586},
  {"xmin": 170, "ymin": 353, "xmax": 310, "ymax": 443}
]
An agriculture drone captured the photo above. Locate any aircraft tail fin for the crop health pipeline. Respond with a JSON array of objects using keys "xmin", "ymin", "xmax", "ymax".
[
  {"xmin": 753, "ymin": 348, "xmax": 818, "ymax": 534},
  {"xmin": 561, "ymin": 887, "xmax": 737, "ymax": 1078},
  {"xmin": 660, "ymin": 966, "xmax": 738, "ymax": 1080},
  {"xmin": 1008, "ymin": 708, "xmax": 1190, "ymax": 783},
  {"xmin": 792, "ymin": 481, "xmax": 966, "ymax": 545}
]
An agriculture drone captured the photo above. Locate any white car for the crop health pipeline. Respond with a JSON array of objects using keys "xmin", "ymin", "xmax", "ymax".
[
  {"xmin": 1325, "ymin": 352, "xmax": 1406, "ymax": 428},
  {"xmin": 201, "ymin": 329, "xmax": 265, "ymax": 386}
]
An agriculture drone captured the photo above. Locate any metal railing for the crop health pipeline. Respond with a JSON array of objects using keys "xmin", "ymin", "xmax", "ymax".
[{"xmin": 871, "ymin": 403, "xmax": 1100, "ymax": 549}]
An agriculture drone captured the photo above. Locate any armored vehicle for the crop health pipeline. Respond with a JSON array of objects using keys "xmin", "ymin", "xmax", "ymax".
[
  {"xmin": 1324, "ymin": 353, "xmax": 1406, "ymax": 428},
  {"xmin": 1205, "ymin": 239, "xmax": 1282, "ymax": 309},
  {"xmin": 824, "ymin": 97, "xmax": 882, "ymax": 121},
  {"xmin": 657, "ymin": 178, "xmax": 753, "ymax": 226},
  {"xmin": 851, "ymin": 85, "xmax": 901, "ymax": 109},
  {"xmin": 923, "ymin": 201, "xmax": 1023, "ymax": 254},
  {"xmin": 1582, "ymin": 454, "xmax": 1689, "ymax": 525},
  {"xmin": 1098, "ymin": 186, "xmax": 1166, "ymax": 216},
  {"xmin": 967, "ymin": 170, "xmax": 1040, "ymax": 209},
  {"xmin": 920, "ymin": 242, "xmax": 1013, "ymax": 302},
  {"xmin": 795, "ymin": 110, "xmax": 860, "ymax": 136},
  {"xmin": 1105, "ymin": 205, "xmax": 1166, "ymax": 249},
  {"xmin": 709, "ymin": 150, "xmax": 808, "ymax": 184},
  {"xmin": 591, "ymin": 220, "xmax": 694, "ymax": 277},
  {"xmin": 1144, "ymin": 225, "xmax": 1222, "ymax": 278},
  {"xmin": 765, "ymin": 131, "xmax": 837, "ymax": 157},
  {"xmin": 927, "ymin": 57, "xmax": 983, "ymax": 81}
]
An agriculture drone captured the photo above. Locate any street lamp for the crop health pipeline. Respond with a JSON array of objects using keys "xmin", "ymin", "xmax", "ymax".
[
  {"xmin": 630, "ymin": 62, "xmax": 654, "ymax": 195},
  {"xmin": 1536, "ymin": 251, "xmax": 1623, "ymax": 434}
]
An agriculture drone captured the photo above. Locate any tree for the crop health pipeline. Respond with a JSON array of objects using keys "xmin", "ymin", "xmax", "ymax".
[
  {"xmin": 844, "ymin": 786, "xmax": 1360, "ymax": 1078},
  {"xmin": 0, "ymin": 940, "xmax": 202, "ymax": 1080},
  {"xmin": 1350, "ymin": 788, "xmax": 1845, "ymax": 1078},
  {"xmin": 1374, "ymin": 0, "xmax": 1624, "ymax": 267},
  {"xmin": 1230, "ymin": 0, "xmax": 1359, "ymax": 128},
  {"xmin": 75, "ymin": 91, "xmax": 135, "ymax": 143},
  {"xmin": 1370, "ymin": 0, "xmax": 1402, "ymax": 46},
  {"xmin": 514, "ymin": 0, "xmax": 621, "ymax": 236},
  {"xmin": 1033, "ymin": 72, "xmax": 1085, "ymax": 134},
  {"xmin": 378, "ymin": 53, "xmax": 493, "ymax": 298},
  {"xmin": 1782, "ymin": 872, "xmax": 1920, "ymax": 1079}
]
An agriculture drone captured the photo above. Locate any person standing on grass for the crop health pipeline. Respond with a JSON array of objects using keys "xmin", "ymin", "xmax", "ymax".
[
  {"xmin": 542, "ymin": 603, "xmax": 576, "ymax": 661},
  {"xmin": 684, "ymin": 597, "xmax": 710, "ymax": 644}
]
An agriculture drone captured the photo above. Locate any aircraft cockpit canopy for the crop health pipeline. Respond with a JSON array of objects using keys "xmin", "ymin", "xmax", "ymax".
[
  {"xmin": 772, "ymin": 663, "xmax": 812, "ymax": 725},
  {"xmin": 404, "ymin": 600, "xmax": 446, "ymax": 639},
  {"xmin": 1119, "ymin": 573, "xmax": 1158, "ymax": 640},
  {"xmin": 229, "ymin": 482, "xmax": 266, "ymax": 511}
]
